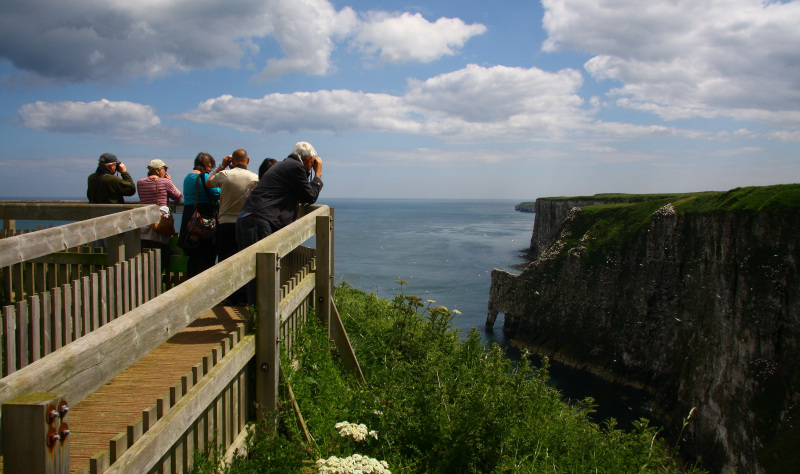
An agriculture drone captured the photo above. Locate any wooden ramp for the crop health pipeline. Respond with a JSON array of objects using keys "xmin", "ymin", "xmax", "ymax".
[{"xmin": 67, "ymin": 305, "xmax": 248, "ymax": 473}]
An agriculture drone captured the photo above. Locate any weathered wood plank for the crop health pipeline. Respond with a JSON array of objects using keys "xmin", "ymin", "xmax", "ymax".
[
  {"xmin": 61, "ymin": 283, "xmax": 72, "ymax": 344},
  {"xmin": 3, "ymin": 305, "xmax": 16, "ymax": 376},
  {"xmin": 16, "ymin": 300, "xmax": 28, "ymax": 369},
  {"xmin": 29, "ymin": 295, "xmax": 41, "ymax": 363},
  {"xmin": 104, "ymin": 336, "xmax": 255, "ymax": 474},
  {"xmin": 41, "ymin": 291, "xmax": 51, "ymax": 357},
  {"xmin": 99, "ymin": 269, "xmax": 108, "ymax": 327},
  {"xmin": 52, "ymin": 287, "xmax": 63, "ymax": 351},
  {"xmin": 0, "ymin": 205, "xmax": 160, "ymax": 268}
]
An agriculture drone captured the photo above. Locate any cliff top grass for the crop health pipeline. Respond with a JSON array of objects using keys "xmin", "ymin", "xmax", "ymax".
[
  {"xmin": 549, "ymin": 184, "xmax": 800, "ymax": 259},
  {"xmin": 518, "ymin": 183, "xmax": 800, "ymax": 214},
  {"xmin": 195, "ymin": 284, "xmax": 701, "ymax": 473}
]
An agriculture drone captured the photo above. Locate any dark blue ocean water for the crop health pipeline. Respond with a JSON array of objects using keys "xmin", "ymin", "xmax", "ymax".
[
  {"xmin": 4, "ymin": 197, "xmax": 654, "ymax": 429},
  {"xmin": 327, "ymin": 198, "xmax": 531, "ymax": 344},
  {"xmin": 326, "ymin": 198, "xmax": 654, "ymax": 429}
]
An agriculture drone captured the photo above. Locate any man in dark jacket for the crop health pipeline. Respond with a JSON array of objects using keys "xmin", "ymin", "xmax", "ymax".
[
  {"xmin": 87, "ymin": 152, "xmax": 136, "ymax": 204},
  {"xmin": 236, "ymin": 141, "xmax": 323, "ymax": 304}
]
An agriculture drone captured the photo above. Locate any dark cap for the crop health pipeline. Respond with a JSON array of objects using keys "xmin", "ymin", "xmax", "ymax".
[{"xmin": 99, "ymin": 152, "xmax": 119, "ymax": 164}]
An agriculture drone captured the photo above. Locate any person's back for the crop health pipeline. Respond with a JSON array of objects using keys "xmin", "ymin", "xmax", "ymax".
[
  {"xmin": 236, "ymin": 141, "xmax": 323, "ymax": 305},
  {"xmin": 239, "ymin": 151, "xmax": 322, "ymax": 230},
  {"xmin": 87, "ymin": 152, "xmax": 136, "ymax": 204},
  {"xmin": 207, "ymin": 149, "xmax": 259, "ymax": 225}
]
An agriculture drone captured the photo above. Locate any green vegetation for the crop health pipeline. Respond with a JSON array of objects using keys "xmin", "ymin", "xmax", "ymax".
[
  {"xmin": 543, "ymin": 184, "xmax": 800, "ymax": 262},
  {"xmin": 194, "ymin": 283, "xmax": 702, "ymax": 473}
]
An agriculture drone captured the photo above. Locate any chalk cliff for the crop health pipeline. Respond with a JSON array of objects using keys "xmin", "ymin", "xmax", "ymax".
[{"xmin": 487, "ymin": 186, "xmax": 800, "ymax": 473}]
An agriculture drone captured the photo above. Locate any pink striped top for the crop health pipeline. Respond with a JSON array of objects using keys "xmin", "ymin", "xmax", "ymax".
[{"xmin": 136, "ymin": 177, "xmax": 183, "ymax": 207}]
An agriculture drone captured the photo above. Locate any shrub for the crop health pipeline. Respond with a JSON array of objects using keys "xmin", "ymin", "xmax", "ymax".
[{"xmin": 198, "ymin": 282, "xmax": 702, "ymax": 473}]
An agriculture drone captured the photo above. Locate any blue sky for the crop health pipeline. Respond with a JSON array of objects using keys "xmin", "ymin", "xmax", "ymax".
[{"xmin": 1, "ymin": 0, "xmax": 798, "ymax": 200}]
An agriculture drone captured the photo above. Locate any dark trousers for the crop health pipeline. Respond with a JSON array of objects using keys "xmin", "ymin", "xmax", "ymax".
[
  {"xmin": 179, "ymin": 203, "xmax": 218, "ymax": 280},
  {"xmin": 236, "ymin": 216, "xmax": 273, "ymax": 305},
  {"xmin": 216, "ymin": 222, "xmax": 246, "ymax": 305}
]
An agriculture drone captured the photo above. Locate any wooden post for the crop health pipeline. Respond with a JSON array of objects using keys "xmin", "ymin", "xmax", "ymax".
[
  {"xmin": 2, "ymin": 392, "xmax": 70, "ymax": 474},
  {"xmin": 255, "ymin": 252, "xmax": 280, "ymax": 420},
  {"xmin": 315, "ymin": 215, "xmax": 332, "ymax": 339},
  {"xmin": 123, "ymin": 229, "xmax": 141, "ymax": 261},
  {"xmin": 106, "ymin": 235, "xmax": 125, "ymax": 266}
]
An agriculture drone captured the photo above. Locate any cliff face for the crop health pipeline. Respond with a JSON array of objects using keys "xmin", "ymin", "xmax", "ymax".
[
  {"xmin": 488, "ymin": 189, "xmax": 800, "ymax": 473},
  {"xmin": 527, "ymin": 199, "xmax": 609, "ymax": 259}
]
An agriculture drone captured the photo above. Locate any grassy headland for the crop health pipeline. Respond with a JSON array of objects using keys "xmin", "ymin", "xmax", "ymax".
[{"xmin": 195, "ymin": 283, "xmax": 703, "ymax": 473}]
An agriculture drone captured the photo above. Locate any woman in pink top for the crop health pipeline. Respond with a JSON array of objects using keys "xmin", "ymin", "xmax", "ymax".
[{"xmin": 137, "ymin": 159, "xmax": 183, "ymax": 270}]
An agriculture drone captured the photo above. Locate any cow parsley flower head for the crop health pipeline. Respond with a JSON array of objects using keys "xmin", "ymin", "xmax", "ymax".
[
  {"xmin": 334, "ymin": 421, "xmax": 378, "ymax": 442},
  {"xmin": 316, "ymin": 454, "xmax": 390, "ymax": 473}
]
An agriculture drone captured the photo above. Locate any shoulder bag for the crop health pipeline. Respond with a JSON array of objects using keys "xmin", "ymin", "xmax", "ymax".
[
  {"xmin": 186, "ymin": 173, "xmax": 217, "ymax": 240},
  {"xmin": 150, "ymin": 178, "xmax": 176, "ymax": 236}
]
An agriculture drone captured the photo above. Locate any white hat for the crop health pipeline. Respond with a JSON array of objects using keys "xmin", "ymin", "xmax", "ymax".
[{"xmin": 147, "ymin": 159, "xmax": 169, "ymax": 170}]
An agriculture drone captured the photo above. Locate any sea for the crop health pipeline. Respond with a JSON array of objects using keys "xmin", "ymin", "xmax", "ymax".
[
  {"xmin": 5, "ymin": 197, "xmax": 654, "ymax": 429},
  {"xmin": 326, "ymin": 198, "xmax": 654, "ymax": 430}
]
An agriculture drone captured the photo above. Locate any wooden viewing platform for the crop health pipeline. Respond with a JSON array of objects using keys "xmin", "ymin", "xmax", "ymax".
[{"xmin": 0, "ymin": 201, "xmax": 362, "ymax": 473}]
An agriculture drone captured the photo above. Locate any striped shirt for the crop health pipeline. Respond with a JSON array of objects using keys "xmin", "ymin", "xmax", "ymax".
[{"xmin": 137, "ymin": 177, "xmax": 183, "ymax": 206}]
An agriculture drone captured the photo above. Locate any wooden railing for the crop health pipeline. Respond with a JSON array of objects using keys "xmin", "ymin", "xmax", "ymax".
[
  {"xmin": 1, "ymin": 249, "xmax": 162, "ymax": 377},
  {"xmin": 0, "ymin": 202, "xmax": 361, "ymax": 473}
]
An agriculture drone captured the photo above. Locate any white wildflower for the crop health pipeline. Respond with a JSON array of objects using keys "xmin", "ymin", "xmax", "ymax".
[
  {"xmin": 316, "ymin": 454, "xmax": 391, "ymax": 473},
  {"xmin": 334, "ymin": 421, "xmax": 378, "ymax": 442},
  {"xmin": 426, "ymin": 299, "xmax": 436, "ymax": 304}
]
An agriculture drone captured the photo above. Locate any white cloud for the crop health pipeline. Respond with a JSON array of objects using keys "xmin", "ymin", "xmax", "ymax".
[
  {"xmin": 355, "ymin": 12, "xmax": 486, "ymax": 63},
  {"xmin": 183, "ymin": 64, "xmax": 592, "ymax": 141},
  {"xmin": 18, "ymin": 99, "xmax": 161, "ymax": 137},
  {"xmin": 0, "ymin": 0, "xmax": 482, "ymax": 83},
  {"xmin": 542, "ymin": 0, "xmax": 800, "ymax": 128},
  {"xmin": 253, "ymin": 0, "xmax": 358, "ymax": 80}
]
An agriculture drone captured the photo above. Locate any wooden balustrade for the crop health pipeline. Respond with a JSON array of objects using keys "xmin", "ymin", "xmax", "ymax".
[{"xmin": 0, "ymin": 202, "xmax": 358, "ymax": 474}]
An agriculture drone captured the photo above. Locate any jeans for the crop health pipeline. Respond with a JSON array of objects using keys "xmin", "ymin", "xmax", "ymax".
[{"xmin": 236, "ymin": 216, "xmax": 273, "ymax": 305}]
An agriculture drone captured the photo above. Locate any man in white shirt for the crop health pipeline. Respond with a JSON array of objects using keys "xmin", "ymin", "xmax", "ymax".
[{"xmin": 206, "ymin": 148, "xmax": 259, "ymax": 305}]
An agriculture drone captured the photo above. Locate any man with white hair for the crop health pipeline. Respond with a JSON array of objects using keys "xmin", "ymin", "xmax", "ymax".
[{"xmin": 236, "ymin": 141, "xmax": 324, "ymax": 304}]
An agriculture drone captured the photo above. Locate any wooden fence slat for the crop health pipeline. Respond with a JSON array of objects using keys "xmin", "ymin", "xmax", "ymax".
[
  {"xmin": 108, "ymin": 265, "xmax": 117, "ymax": 321},
  {"xmin": 121, "ymin": 261, "xmax": 130, "ymax": 314},
  {"xmin": 3, "ymin": 305, "xmax": 16, "ymax": 376},
  {"xmin": 82, "ymin": 275, "xmax": 91, "ymax": 335},
  {"xmin": 29, "ymin": 295, "xmax": 41, "ymax": 363},
  {"xmin": 90, "ymin": 273, "xmax": 100, "ymax": 332},
  {"xmin": 109, "ymin": 432, "xmax": 128, "ymax": 465},
  {"xmin": 127, "ymin": 419, "xmax": 144, "ymax": 449},
  {"xmin": 72, "ymin": 279, "xmax": 81, "ymax": 340},
  {"xmin": 99, "ymin": 268, "xmax": 108, "ymax": 327},
  {"xmin": 16, "ymin": 300, "xmax": 28, "ymax": 369},
  {"xmin": 41, "ymin": 291, "xmax": 51, "ymax": 357},
  {"xmin": 52, "ymin": 286, "xmax": 63, "ymax": 351},
  {"xmin": 62, "ymin": 283, "xmax": 72, "ymax": 344}
]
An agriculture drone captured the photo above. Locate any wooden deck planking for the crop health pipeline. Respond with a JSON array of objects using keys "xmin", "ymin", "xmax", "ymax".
[{"xmin": 67, "ymin": 305, "xmax": 248, "ymax": 473}]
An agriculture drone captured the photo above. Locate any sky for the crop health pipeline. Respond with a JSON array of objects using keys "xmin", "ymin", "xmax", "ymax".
[{"xmin": 0, "ymin": 0, "xmax": 798, "ymax": 200}]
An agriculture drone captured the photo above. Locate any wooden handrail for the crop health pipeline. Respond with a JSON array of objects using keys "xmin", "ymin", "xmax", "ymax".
[
  {"xmin": 0, "ymin": 205, "xmax": 160, "ymax": 267},
  {"xmin": 0, "ymin": 201, "xmax": 150, "ymax": 221}
]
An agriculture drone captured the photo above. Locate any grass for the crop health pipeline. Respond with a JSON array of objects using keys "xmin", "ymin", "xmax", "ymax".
[
  {"xmin": 538, "ymin": 184, "xmax": 800, "ymax": 263},
  {"xmin": 194, "ymin": 282, "xmax": 703, "ymax": 473}
]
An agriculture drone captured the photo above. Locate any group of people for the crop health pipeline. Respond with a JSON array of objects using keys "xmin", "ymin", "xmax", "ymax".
[{"xmin": 86, "ymin": 142, "xmax": 324, "ymax": 305}]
